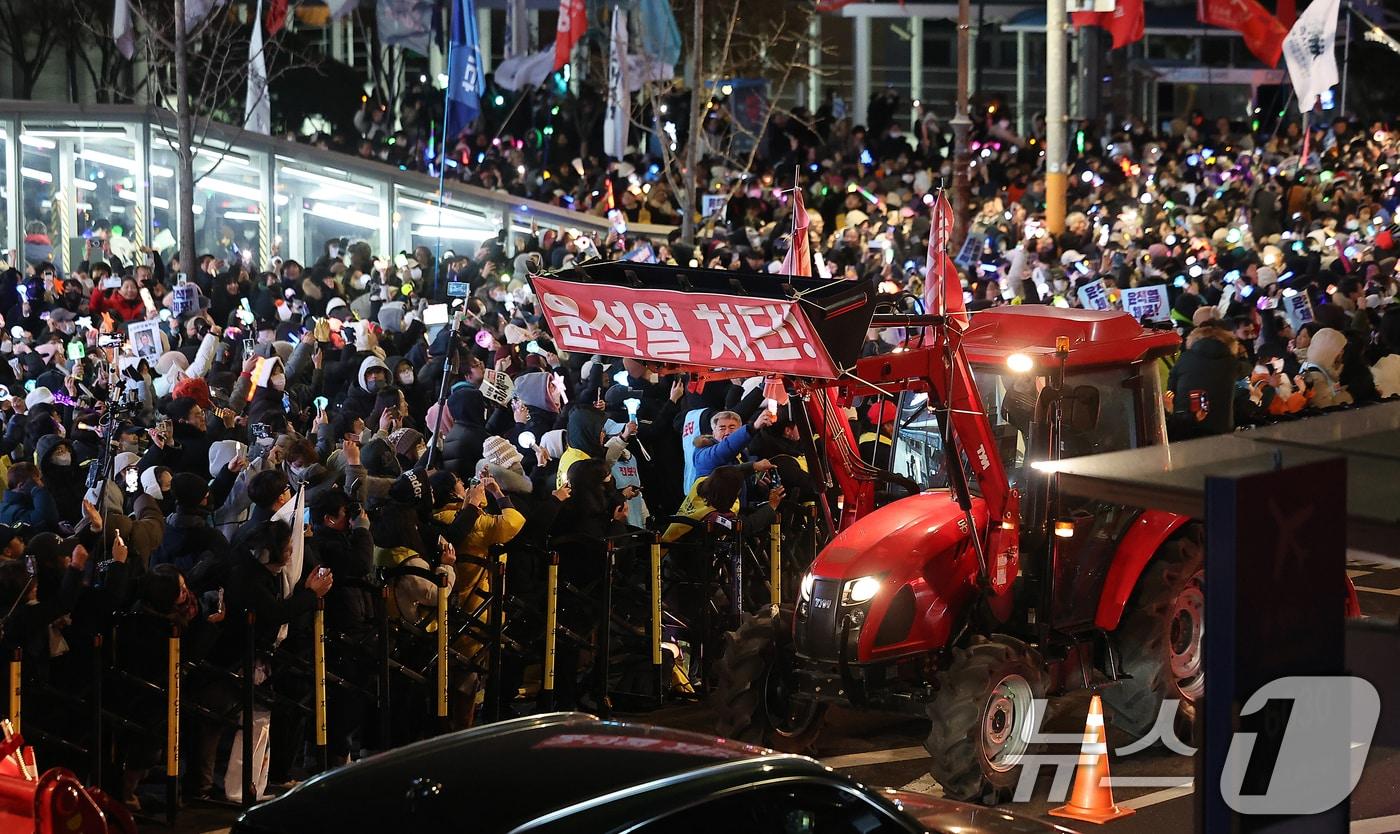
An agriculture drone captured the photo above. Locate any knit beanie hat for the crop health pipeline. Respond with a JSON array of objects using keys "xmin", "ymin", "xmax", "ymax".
[
  {"xmin": 388, "ymin": 468, "xmax": 434, "ymax": 508},
  {"xmin": 482, "ymin": 435, "xmax": 524, "ymax": 470},
  {"xmin": 388, "ymin": 428, "xmax": 425, "ymax": 458}
]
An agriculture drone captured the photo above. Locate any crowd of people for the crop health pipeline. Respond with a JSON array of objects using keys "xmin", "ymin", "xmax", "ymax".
[
  {"xmin": 4, "ymin": 82, "xmax": 1400, "ymax": 810},
  {"xmin": 325, "ymin": 76, "xmax": 1400, "ymax": 435}
]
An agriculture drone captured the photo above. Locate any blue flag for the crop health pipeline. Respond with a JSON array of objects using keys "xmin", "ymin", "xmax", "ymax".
[{"xmin": 446, "ymin": 0, "xmax": 484, "ymax": 140}]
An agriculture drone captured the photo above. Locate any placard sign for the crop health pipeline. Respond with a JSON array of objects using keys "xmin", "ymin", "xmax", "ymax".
[
  {"xmin": 481, "ymin": 369, "xmax": 515, "ymax": 405},
  {"xmin": 1121, "ymin": 284, "xmax": 1171, "ymax": 322},
  {"xmin": 1076, "ymin": 278, "xmax": 1112, "ymax": 311},
  {"xmin": 1283, "ymin": 292, "xmax": 1314, "ymax": 329}
]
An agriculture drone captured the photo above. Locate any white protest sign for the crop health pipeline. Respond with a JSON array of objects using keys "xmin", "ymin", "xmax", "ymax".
[
  {"xmin": 1076, "ymin": 279, "xmax": 1112, "ymax": 310},
  {"xmin": 1282, "ymin": 292, "xmax": 1315, "ymax": 329},
  {"xmin": 1121, "ymin": 284, "xmax": 1171, "ymax": 322},
  {"xmin": 482, "ymin": 369, "xmax": 515, "ymax": 406}
]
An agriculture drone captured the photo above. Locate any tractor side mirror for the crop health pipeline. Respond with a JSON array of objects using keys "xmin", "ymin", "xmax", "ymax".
[{"xmin": 1066, "ymin": 385, "xmax": 1100, "ymax": 433}]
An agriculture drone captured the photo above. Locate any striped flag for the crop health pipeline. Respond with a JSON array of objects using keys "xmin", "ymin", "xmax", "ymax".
[
  {"xmin": 781, "ymin": 185, "xmax": 812, "ymax": 277},
  {"xmin": 924, "ymin": 191, "xmax": 969, "ymax": 327}
]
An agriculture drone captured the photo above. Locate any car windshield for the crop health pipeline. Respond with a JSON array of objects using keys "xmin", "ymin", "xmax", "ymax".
[{"xmin": 890, "ymin": 365, "xmax": 1150, "ymax": 494}]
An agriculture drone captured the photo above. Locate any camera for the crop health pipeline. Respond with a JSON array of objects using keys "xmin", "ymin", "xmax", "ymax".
[{"xmin": 251, "ymin": 422, "xmax": 274, "ymax": 443}]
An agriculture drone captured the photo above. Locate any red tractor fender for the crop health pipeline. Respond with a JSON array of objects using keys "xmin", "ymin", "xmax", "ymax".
[
  {"xmin": 1094, "ymin": 510, "xmax": 1363, "ymax": 630},
  {"xmin": 1094, "ymin": 510, "xmax": 1192, "ymax": 632}
]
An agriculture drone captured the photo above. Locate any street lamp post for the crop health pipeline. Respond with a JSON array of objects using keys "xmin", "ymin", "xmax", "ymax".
[
  {"xmin": 951, "ymin": 0, "xmax": 972, "ymax": 250},
  {"xmin": 1045, "ymin": 0, "xmax": 1068, "ymax": 235}
]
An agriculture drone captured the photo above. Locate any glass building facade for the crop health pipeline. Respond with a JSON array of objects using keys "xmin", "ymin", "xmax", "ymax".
[{"xmin": 0, "ymin": 102, "xmax": 663, "ymax": 274}]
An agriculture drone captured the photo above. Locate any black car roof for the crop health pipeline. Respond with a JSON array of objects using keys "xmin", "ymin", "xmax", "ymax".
[{"xmin": 236, "ymin": 713, "xmax": 831, "ymax": 834}]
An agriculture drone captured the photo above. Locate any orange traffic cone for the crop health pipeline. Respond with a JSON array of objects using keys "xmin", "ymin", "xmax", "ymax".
[{"xmin": 1050, "ymin": 694, "xmax": 1135, "ymax": 824}]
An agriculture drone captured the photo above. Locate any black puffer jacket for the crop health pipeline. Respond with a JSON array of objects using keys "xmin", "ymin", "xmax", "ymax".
[{"xmin": 1167, "ymin": 335, "xmax": 1237, "ymax": 438}]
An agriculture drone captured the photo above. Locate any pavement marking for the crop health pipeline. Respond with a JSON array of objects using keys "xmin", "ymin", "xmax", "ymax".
[
  {"xmin": 1355, "ymin": 586, "xmax": 1400, "ymax": 597},
  {"xmin": 1352, "ymin": 814, "xmax": 1400, "ymax": 834},
  {"xmin": 823, "ymin": 746, "xmax": 928, "ymax": 769},
  {"xmin": 1117, "ymin": 781, "xmax": 1194, "ymax": 810}
]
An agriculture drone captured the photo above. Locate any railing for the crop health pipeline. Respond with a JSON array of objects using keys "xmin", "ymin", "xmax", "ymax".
[{"xmin": 0, "ymin": 504, "xmax": 821, "ymax": 821}]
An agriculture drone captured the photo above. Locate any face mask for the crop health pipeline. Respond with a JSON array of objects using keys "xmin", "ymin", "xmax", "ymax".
[
  {"xmin": 270, "ymin": 373, "xmax": 286, "ymax": 391},
  {"xmin": 366, "ymin": 379, "xmax": 382, "ymax": 393},
  {"xmin": 1346, "ymin": 219, "xmax": 1360, "ymax": 231},
  {"xmin": 409, "ymin": 267, "xmax": 423, "ymax": 280},
  {"xmin": 399, "ymin": 370, "xmax": 415, "ymax": 385},
  {"xmin": 647, "ymin": 371, "xmax": 660, "ymax": 383},
  {"xmin": 52, "ymin": 451, "xmax": 72, "ymax": 467},
  {"xmin": 1053, "ymin": 279, "xmax": 1069, "ymax": 292}
]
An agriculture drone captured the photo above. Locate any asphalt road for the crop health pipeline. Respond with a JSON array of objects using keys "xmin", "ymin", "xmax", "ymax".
[{"xmin": 168, "ymin": 553, "xmax": 1400, "ymax": 834}]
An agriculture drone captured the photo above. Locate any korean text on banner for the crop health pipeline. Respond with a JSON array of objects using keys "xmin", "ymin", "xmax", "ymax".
[
  {"xmin": 1077, "ymin": 279, "xmax": 1112, "ymax": 311},
  {"xmin": 1120, "ymin": 284, "xmax": 1171, "ymax": 322},
  {"xmin": 532, "ymin": 277, "xmax": 840, "ymax": 379}
]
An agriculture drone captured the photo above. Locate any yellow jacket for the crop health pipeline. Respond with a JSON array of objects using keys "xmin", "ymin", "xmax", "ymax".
[{"xmin": 662, "ymin": 476, "xmax": 739, "ymax": 543}]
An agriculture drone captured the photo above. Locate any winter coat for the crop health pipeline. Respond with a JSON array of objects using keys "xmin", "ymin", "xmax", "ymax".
[
  {"xmin": 151, "ymin": 512, "xmax": 233, "ymax": 593},
  {"xmin": 1167, "ymin": 336, "xmax": 1237, "ymax": 437},
  {"xmin": 441, "ymin": 386, "xmax": 490, "ymax": 478},
  {"xmin": 0, "ymin": 486, "xmax": 60, "ymax": 531}
]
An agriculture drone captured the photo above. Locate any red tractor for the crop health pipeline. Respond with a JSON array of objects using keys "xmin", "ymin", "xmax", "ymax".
[{"xmin": 528, "ymin": 260, "xmax": 1357, "ymax": 805}]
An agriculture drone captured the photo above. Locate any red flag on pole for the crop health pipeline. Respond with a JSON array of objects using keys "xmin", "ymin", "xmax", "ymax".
[
  {"xmin": 1071, "ymin": 0, "xmax": 1145, "ymax": 50},
  {"xmin": 923, "ymin": 191, "xmax": 969, "ymax": 328},
  {"xmin": 1198, "ymin": 0, "xmax": 1288, "ymax": 67},
  {"xmin": 781, "ymin": 186, "xmax": 812, "ymax": 277},
  {"xmin": 554, "ymin": 0, "xmax": 587, "ymax": 73},
  {"xmin": 264, "ymin": 0, "xmax": 287, "ymax": 36}
]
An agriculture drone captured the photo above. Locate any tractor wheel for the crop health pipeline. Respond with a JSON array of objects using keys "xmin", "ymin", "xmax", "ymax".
[
  {"xmin": 925, "ymin": 634, "xmax": 1047, "ymax": 804},
  {"xmin": 1103, "ymin": 523, "xmax": 1206, "ymax": 742},
  {"xmin": 711, "ymin": 605, "xmax": 827, "ymax": 753}
]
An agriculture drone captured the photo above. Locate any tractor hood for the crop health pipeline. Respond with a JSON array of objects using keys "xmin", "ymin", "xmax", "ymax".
[
  {"xmin": 801, "ymin": 491, "xmax": 989, "ymax": 663},
  {"xmin": 813, "ymin": 491, "xmax": 986, "ymax": 582}
]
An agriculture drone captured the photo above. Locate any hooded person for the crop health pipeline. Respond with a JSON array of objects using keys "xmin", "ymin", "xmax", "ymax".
[
  {"xmin": 343, "ymin": 355, "xmax": 390, "ymax": 423},
  {"xmin": 441, "ymin": 386, "xmax": 490, "ymax": 478},
  {"xmin": 385, "ymin": 354, "xmax": 427, "ymax": 420},
  {"xmin": 1299, "ymin": 327, "xmax": 1354, "ymax": 408},
  {"xmin": 245, "ymin": 354, "xmax": 292, "ymax": 428},
  {"xmin": 510, "ymin": 371, "xmax": 563, "ymax": 440},
  {"xmin": 92, "ymin": 452, "xmax": 166, "ymax": 570},
  {"xmin": 34, "ymin": 435, "xmax": 83, "ymax": 525},
  {"xmin": 140, "ymin": 467, "xmax": 172, "ymax": 515},
  {"xmin": 207, "ymin": 439, "xmax": 261, "ymax": 539}
]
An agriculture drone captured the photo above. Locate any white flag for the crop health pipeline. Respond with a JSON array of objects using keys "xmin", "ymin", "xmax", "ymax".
[
  {"xmin": 113, "ymin": 0, "xmax": 134, "ymax": 59},
  {"xmin": 603, "ymin": 8, "xmax": 630, "ymax": 160},
  {"xmin": 1282, "ymin": 0, "xmax": 1341, "ymax": 111},
  {"xmin": 245, "ymin": 0, "xmax": 271, "ymax": 134},
  {"xmin": 325, "ymin": 0, "xmax": 357, "ymax": 20},
  {"xmin": 495, "ymin": 44, "xmax": 558, "ymax": 91}
]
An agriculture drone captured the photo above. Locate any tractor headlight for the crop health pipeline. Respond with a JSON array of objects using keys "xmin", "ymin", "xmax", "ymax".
[
  {"xmin": 800, "ymin": 573, "xmax": 815, "ymax": 602},
  {"xmin": 841, "ymin": 576, "xmax": 881, "ymax": 606}
]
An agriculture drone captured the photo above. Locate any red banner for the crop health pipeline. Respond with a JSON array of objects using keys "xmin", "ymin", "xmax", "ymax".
[
  {"xmin": 553, "ymin": 0, "xmax": 586, "ymax": 72},
  {"xmin": 533, "ymin": 276, "xmax": 841, "ymax": 379},
  {"xmin": 1199, "ymin": 0, "xmax": 1287, "ymax": 67},
  {"xmin": 1072, "ymin": 0, "xmax": 1145, "ymax": 50}
]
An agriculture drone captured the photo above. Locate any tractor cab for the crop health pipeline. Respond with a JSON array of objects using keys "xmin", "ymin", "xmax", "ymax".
[{"xmin": 889, "ymin": 306, "xmax": 1178, "ymax": 497}]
